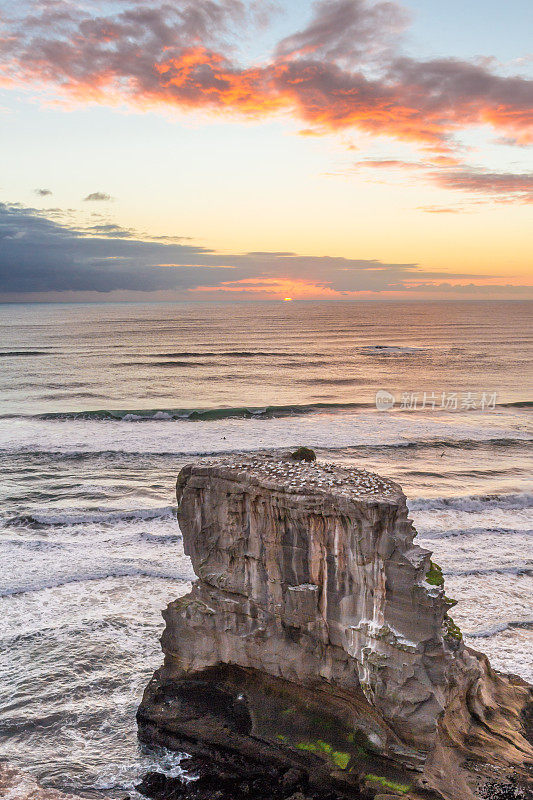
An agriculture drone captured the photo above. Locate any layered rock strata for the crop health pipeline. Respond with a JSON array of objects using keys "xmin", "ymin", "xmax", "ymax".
[{"xmin": 137, "ymin": 455, "xmax": 532, "ymax": 800}]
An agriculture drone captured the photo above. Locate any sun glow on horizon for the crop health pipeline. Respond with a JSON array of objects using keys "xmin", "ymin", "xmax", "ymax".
[{"xmin": 0, "ymin": 0, "xmax": 531, "ymax": 302}]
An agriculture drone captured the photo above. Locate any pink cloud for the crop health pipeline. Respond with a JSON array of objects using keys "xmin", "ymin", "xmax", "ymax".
[
  {"xmin": 431, "ymin": 170, "xmax": 533, "ymax": 203},
  {"xmin": 0, "ymin": 0, "xmax": 531, "ymax": 168}
]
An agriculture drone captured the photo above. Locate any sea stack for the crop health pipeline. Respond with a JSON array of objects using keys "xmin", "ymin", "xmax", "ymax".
[{"xmin": 137, "ymin": 455, "xmax": 532, "ymax": 800}]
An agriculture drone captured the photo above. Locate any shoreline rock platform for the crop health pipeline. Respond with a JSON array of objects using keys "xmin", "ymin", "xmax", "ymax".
[{"xmin": 137, "ymin": 454, "xmax": 532, "ymax": 800}]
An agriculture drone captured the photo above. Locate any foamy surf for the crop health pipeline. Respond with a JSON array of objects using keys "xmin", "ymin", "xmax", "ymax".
[
  {"xmin": 409, "ymin": 491, "xmax": 533, "ymax": 511},
  {"xmin": 0, "ymin": 407, "xmax": 530, "ymax": 458},
  {"xmin": 4, "ymin": 506, "xmax": 176, "ymax": 528},
  {"xmin": 466, "ymin": 620, "xmax": 533, "ymax": 638},
  {"xmin": 0, "ymin": 566, "xmax": 192, "ymax": 598},
  {"xmin": 0, "ymin": 299, "xmax": 531, "ymax": 795}
]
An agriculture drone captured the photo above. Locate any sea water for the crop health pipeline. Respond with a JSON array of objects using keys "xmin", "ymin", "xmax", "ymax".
[{"xmin": 0, "ymin": 300, "xmax": 531, "ymax": 797}]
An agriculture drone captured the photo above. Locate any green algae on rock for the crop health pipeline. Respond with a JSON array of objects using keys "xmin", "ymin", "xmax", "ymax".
[{"xmin": 291, "ymin": 446, "xmax": 317, "ymax": 462}]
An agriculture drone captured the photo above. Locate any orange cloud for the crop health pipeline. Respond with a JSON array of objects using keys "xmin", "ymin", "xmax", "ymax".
[
  {"xmin": 192, "ymin": 274, "xmax": 517, "ymax": 300},
  {"xmin": 1, "ymin": 0, "xmax": 531, "ymax": 155},
  {"xmin": 153, "ymin": 47, "xmax": 284, "ymax": 114},
  {"xmin": 194, "ymin": 277, "xmax": 342, "ymax": 298}
]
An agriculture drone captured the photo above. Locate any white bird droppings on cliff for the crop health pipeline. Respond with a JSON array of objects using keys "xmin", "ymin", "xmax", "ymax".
[{"xmin": 198, "ymin": 455, "xmax": 397, "ymax": 500}]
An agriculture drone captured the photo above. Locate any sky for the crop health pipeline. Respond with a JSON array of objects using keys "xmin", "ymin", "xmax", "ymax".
[{"xmin": 0, "ymin": 0, "xmax": 532, "ymax": 302}]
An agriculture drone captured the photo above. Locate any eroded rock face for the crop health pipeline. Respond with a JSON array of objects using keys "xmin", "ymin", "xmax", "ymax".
[{"xmin": 138, "ymin": 456, "xmax": 532, "ymax": 800}]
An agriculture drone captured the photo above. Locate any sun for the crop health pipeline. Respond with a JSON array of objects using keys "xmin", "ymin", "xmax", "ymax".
[{"xmin": 283, "ymin": 297, "xmax": 293, "ymax": 302}]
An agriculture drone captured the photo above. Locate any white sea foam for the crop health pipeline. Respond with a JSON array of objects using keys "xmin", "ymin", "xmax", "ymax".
[
  {"xmin": 0, "ymin": 575, "xmax": 192, "ymax": 796},
  {"xmin": 0, "ymin": 566, "xmax": 192, "ymax": 598},
  {"xmin": 122, "ymin": 411, "xmax": 174, "ymax": 421},
  {"xmin": 411, "ymin": 507, "xmax": 533, "ymax": 534},
  {"xmin": 0, "ymin": 515, "xmax": 194, "ymax": 599},
  {"xmin": 430, "ymin": 572, "xmax": 532, "ymax": 638},
  {"xmin": 0, "ymin": 407, "xmax": 529, "ymax": 457},
  {"xmin": 463, "ymin": 627, "xmax": 533, "ymax": 683},
  {"xmin": 409, "ymin": 491, "xmax": 533, "ymax": 512},
  {"xmin": 466, "ymin": 621, "xmax": 533, "ymax": 638},
  {"xmin": 5, "ymin": 505, "xmax": 176, "ymax": 528},
  {"xmin": 0, "ymin": 299, "xmax": 531, "ymax": 794}
]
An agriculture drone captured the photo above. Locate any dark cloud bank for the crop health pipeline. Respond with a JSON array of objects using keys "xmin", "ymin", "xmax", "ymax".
[{"xmin": 0, "ymin": 203, "xmax": 526, "ymax": 300}]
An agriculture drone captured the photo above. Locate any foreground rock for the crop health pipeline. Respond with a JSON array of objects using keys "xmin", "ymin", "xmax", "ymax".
[{"xmin": 137, "ymin": 455, "xmax": 532, "ymax": 800}]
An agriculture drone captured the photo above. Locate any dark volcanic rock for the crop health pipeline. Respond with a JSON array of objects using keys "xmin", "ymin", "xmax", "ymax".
[
  {"xmin": 479, "ymin": 780, "xmax": 528, "ymax": 799},
  {"xmin": 138, "ymin": 455, "xmax": 533, "ymax": 800},
  {"xmin": 136, "ymin": 759, "xmax": 349, "ymax": 800}
]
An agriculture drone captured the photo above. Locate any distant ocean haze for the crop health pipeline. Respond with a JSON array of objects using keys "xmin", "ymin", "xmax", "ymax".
[{"xmin": 0, "ymin": 300, "xmax": 531, "ymax": 798}]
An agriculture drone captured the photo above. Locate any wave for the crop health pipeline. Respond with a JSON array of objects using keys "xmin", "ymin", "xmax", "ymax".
[
  {"xmin": 153, "ymin": 351, "xmax": 294, "ymax": 358},
  {"xmin": 4, "ymin": 506, "xmax": 176, "ymax": 529},
  {"xmin": 0, "ymin": 350, "xmax": 49, "ymax": 357},
  {"xmin": 359, "ymin": 345, "xmax": 424, "ymax": 355},
  {"xmin": 444, "ymin": 566, "xmax": 532, "ymax": 577},
  {"xmin": 417, "ymin": 527, "xmax": 532, "ymax": 540},
  {"xmin": 387, "ymin": 438, "xmax": 530, "ymax": 452},
  {"xmin": 7, "ymin": 403, "xmax": 533, "ymax": 424},
  {"xmin": 298, "ymin": 378, "xmax": 366, "ymax": 386},
  {"xmin": 465, "ymin": 620, "xmax": 533, "ymax": 639},
  {"xmin": 0, "ymin": 565, "xmax": 191, "ymax": 597},
  {"xmin": 28, "ymin": 401, "xmax": 373, "ymax": 421},
  {"xmin": 138, "ymin": 531, "xmax": 183, "ymax": 544},
  {"xmin": 1, "ymin": 436, "xmax": 530, "ymax": 464},
  {"xmin": 1, "ymin": 538, "xmax": 64, "ymax": 550},
  {"xmin": 0, "ymin": 448, "xmax": 232, "ymax": 461},
  {"xmin": 409, "ymin": 491, "xmax": 533, "ymax": 512},
  {"xmin": 44, "ymin": 392, "xmax": 103, "ymax": 400},
  {"xmin": 128, "ymin": 361, "xmax": 207, "ymax": 367},
  {"xmin": 2, "ymin": 398, "xmax": 531, "ymax": 424}
]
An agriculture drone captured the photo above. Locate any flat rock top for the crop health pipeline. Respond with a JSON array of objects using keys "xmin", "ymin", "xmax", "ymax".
[{"xmin": 187, "ymin": 455, "xmax": 401, "ymax": 501}]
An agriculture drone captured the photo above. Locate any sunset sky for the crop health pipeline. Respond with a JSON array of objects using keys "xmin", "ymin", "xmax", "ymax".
[{"xmin": 0, "ymin": 0, "xmax": 532, "ymax": 301}]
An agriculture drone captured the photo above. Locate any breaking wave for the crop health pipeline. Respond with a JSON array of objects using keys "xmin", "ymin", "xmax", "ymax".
[
  {"xmin": 0, "ymin": 566, "xmax": 191, "ymax": 597},
  {"xmin": 1, "ymin": 399, "xmax": 530, "ymax": 422},
  {"xmin": 23, "ymin": 402, "xmax": 373, "ymax": 421},
  {"xmin": 416, "ymin": 526, "xmax": 532, "ymax": 540},
  {"xmin": 444, "ymin": 566, "xmax": 532, "ymax": 578},
  {"xmin": 0, "ymin": 350, "xmax": 50, "ymax": 357},
  {"xmin": 5, "ymin": 506, "xmax": 176, "ymax": 529},
  {"xmin": 465, "ymin": 620, "xmax": 533, "ymax": 639},
  {"xmin": 409, "ymin": 492, "xmax": 533, "ymax": 512}
]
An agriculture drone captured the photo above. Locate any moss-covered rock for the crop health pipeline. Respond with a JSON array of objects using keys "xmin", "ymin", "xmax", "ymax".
[
  {"xmin": 364, "ymin": 773, "xmax": 411, "ymax": 794},
  {"xmin": 443, "ymin": 614, "xmax": 462, "ymax": 642},
  {"xmin": 290, "ymin": 447, "xmax": 316, "ymax": 462},
  {"xmin": 425, "ymin": 560, "xmax": 444, "ymax": 587}
]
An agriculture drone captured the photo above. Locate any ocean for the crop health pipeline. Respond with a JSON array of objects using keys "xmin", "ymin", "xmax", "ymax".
[{"xmin": 0, "ymin": 300, "xmax": 531, "ymax": 799}]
